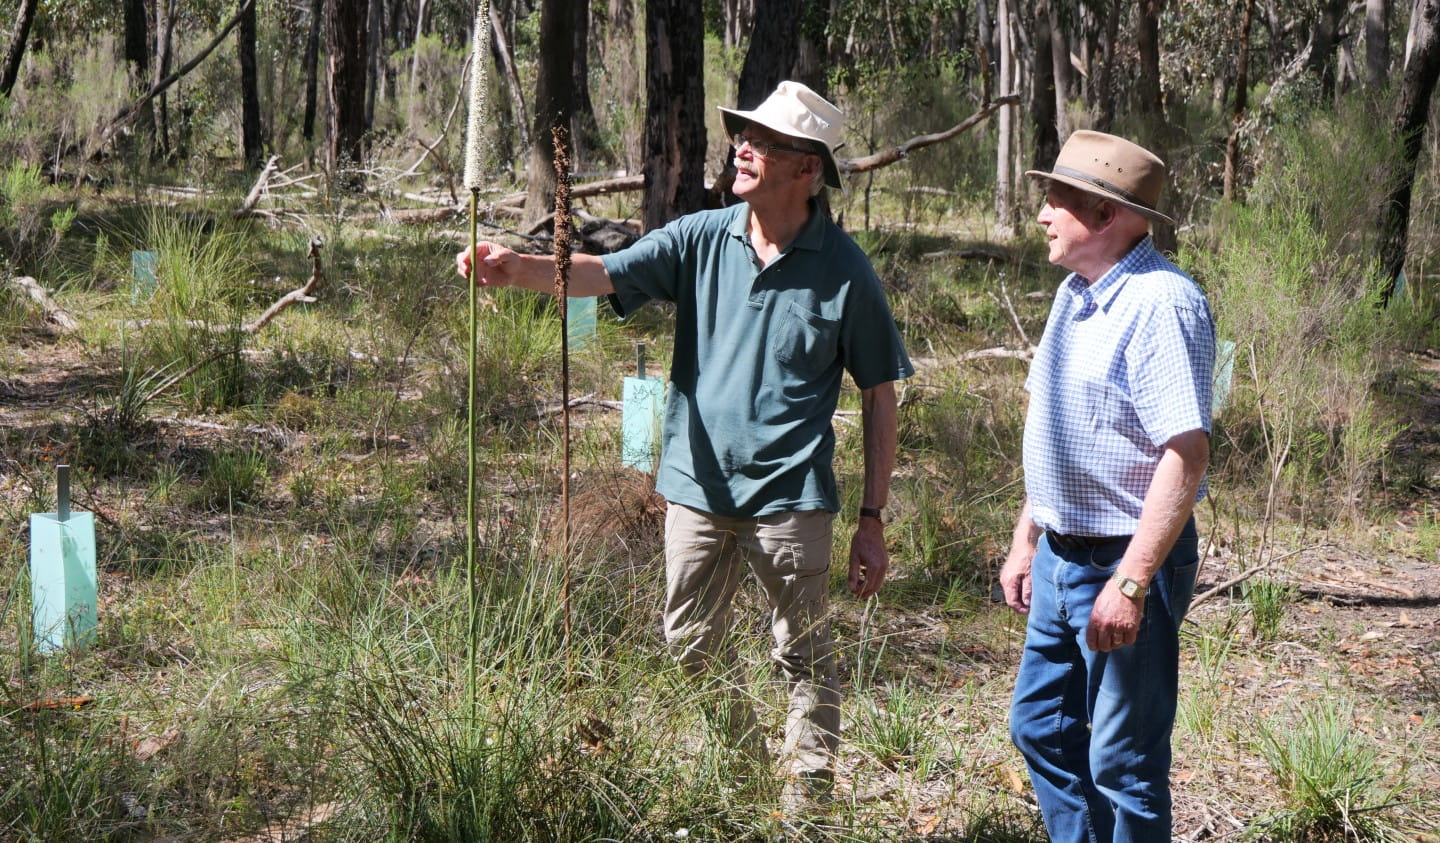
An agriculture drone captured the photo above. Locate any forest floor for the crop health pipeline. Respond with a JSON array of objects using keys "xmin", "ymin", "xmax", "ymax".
[{"xmin": 3, "ymin": 303, "xmax": 1440, "ymax": 840}]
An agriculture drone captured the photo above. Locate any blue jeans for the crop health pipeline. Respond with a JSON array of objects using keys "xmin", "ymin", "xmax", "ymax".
[{"xmin": 1009, "ymin": 521, "xmax": 1199, "ymax": 843}]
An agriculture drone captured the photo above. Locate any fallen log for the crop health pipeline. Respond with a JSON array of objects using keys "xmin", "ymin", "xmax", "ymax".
[{"xmin": 5, "ymin": 275, "xmax": 80, "ymax": 333}]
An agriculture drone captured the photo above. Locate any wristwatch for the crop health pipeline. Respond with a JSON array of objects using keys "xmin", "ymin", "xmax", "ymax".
[
  {"xmin": 858, "ymin": 506, "xmax": 884, "ymax": 524},
  {"xmin": 1110, "ymin": 572, "xmax": 1148, "ymax": 601}
]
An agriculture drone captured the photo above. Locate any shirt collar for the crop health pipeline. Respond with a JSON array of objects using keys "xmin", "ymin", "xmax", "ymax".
[
  {"xmin": 1067, "ymin": 236, "xmax": 1156, "ymax": 311},
  {"xmin": 725, "ymin": 200, "xmax": 827, "ymax": 252}
]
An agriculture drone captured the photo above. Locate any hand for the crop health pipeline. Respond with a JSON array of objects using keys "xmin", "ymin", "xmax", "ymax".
[
  {"xmin": 455, "ymin": 242, "xmax": 519, "ymax": 286},
  {"xmin": 999, "ymin": 542, "xmax": 1035, "ymax": 614},
  {"xmin": 1085, "ymin": 582, "xmax": 1143, "ymax": 652},
  {"xmin": 848, "ymin": 519, "xmax": 889, "ymax": 599}
]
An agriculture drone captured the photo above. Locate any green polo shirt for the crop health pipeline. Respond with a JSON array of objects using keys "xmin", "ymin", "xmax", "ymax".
[{"xmin": 601, "ymin": 202, "xmax": 913, "ymax": 517}]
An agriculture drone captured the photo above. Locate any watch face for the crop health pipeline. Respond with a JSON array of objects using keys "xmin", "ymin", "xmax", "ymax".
[{"xmin": 1120, "ymin": 580, "xmax": 1141, "ymax": 597}]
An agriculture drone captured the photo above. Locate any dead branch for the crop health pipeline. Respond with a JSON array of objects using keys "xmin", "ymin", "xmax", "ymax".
[
  {"xmin": 994, "ymin": 278, "xmax": 1030, "ymax": 348},
  {"xmin": 140, "ymin": 238, "xmax": 324, "ymax": 405},
  {"xmin": 243, "ymin": 238, "xmax": 324, "ymax": 333},
  {"xmin": 234, "ymin": 154, "xmax": 280, "ymax": 217},
  {"xmin": 959, "ymin": 345, "xmax": 1034, "ymax": 362},
  {"xmin": 1187, "ymin": 546, "xmax": 1316, "ymax": 612},
  {"xmin": 5, "ymin": 275, "xmax": 79, "ymax": 333},
  {"xmin": 842, "ymin": 95, "xmax": 1020, "ymax": 174}
]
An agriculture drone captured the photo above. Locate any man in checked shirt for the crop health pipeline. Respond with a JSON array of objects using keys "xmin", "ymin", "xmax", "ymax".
[{"xmin": 999, "ymin": 131, "xmax": 1216, "ymax": 843}]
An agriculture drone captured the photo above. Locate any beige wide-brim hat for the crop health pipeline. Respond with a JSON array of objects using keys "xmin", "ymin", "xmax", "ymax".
[
  {"xmin": 719, "ymin": 81, "xmax": 846, "ymax": 190},
  {"xmin": 1025, "ymin": 130, "xmax": 1175, "ymax": 226}
]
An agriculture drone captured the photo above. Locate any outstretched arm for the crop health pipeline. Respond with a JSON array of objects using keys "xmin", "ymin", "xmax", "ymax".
[{"xmin": 456, "ymin": 242, "xmax": 615, "ymax": 297}]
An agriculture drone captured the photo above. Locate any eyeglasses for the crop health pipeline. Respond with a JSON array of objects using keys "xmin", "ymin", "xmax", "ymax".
[{"xmin": 732, "ymin": 133, "xmax": 812, "ymax": 158}]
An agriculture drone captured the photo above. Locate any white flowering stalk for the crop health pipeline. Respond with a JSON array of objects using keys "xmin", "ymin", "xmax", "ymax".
[
  {"xmin": 463, "ymin": 0, "xmax": 491, "ymax": 735},
  {"xmin": 462, "ymin": 0, "xmax": 492, "ymax": 192}
]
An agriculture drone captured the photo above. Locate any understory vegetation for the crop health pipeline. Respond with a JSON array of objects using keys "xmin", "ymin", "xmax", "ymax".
[{"xmin": 2, "ymin": 43, "xmax": 1440, "ymax": 843}]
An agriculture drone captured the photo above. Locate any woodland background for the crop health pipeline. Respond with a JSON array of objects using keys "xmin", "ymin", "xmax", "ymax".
[{"xmin": 2, "ymin": 0, "xmax": 1440, "ymax": 840}]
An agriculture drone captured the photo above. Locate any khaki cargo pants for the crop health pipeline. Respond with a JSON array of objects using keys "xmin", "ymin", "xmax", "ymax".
[{"xmin": 662, "ymin": 503, "xmax": 840, "ymax": 779}]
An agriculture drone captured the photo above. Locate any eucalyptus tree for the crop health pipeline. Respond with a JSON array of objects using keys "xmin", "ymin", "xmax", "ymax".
[
  {"xmin": 238, "ymin": 0, "xmax": 263, "ymax": 170},
  {"xmin": 1378, "ymin": 0, "xmax": 1440, "ymax": 303},
  {"xmin": 328, "ymin": 0, "xmax": 369, "ymax": 183},
  {"xmin": 642, "ymin": 0, "xmax": 706, "ymax": 230},
  {"xmin": 0, "ymin": 0, "xmax": 36, "ymax": 96},
  {"xmin": 524, "ymin": 0, "xmax": 574, "ymax": 227}
]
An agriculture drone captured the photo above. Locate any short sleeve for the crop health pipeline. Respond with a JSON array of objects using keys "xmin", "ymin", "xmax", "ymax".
[
  {"xmin": 600, "ymin": 223, "xmax": 687, "ymax": 318},
  {"xmin": 839, "ymin": 271, "xmax": 913, "ymax": 390},
  {"xmin": 1128, "ymin": 302, "xmax": 1216, "ymax": 446}
]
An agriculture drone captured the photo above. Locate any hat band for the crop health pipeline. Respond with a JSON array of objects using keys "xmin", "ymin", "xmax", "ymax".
[{"xmin": 1052, "ymin": 165, "xmax": 1154, "ymax": 212}]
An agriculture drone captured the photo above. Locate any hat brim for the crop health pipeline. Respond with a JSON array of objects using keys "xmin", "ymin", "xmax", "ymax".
[
  {"xmin": 721, "ymin": 108, "xmax": 844, "ymax": 190},
  {"xmin": 1025, "ymin": 169, "xmax": 1175, "ymax": 227}
]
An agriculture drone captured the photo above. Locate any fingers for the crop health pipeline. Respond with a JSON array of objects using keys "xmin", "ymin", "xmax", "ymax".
[
  {"xmin": 454, "ymin": 243, "xmax": 509, "ymax": 282},
  {"xmin": 1003, "ymin": 575, "xmax": 1030, "ymax": 614},
  {"xmin": 847, "ymin": 545, "xmax": 888, "ymax": 599},
  {"xmin": 1085, "ymin": 620, "xmax": 1134, "ymax": 652}
]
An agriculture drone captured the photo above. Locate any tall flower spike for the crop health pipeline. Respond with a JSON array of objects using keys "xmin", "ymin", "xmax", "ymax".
[{"xmin": 462, "ymin": 0, "xmax": 491, "ymax": 191}]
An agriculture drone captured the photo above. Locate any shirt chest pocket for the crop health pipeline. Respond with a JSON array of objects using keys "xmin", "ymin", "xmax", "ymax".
[{"xmin": 772, "ymin": 302, "xmax": 840, "ymax": 379}]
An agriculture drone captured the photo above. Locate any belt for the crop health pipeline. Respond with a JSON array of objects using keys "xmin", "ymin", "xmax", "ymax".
[{"xmin": 1045, "ymin": 531, "xmax": 1131, "ymax": 551}]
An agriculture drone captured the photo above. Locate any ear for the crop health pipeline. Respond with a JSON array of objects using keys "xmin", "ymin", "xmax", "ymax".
[{"xmin": 796, "ymin": 152, "xmax": 822, "ymax": 181}]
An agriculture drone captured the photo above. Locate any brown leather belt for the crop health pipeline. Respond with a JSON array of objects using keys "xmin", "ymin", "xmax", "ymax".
[{"xmin": 1045, "ymin": 531, "xmax": 1131, "ymax": 551}]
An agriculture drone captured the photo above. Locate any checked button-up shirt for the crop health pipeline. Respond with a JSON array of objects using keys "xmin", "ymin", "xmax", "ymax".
[{"xmin": 1023, "ymin": 237, "xmax": 1216, "ymax": 537}]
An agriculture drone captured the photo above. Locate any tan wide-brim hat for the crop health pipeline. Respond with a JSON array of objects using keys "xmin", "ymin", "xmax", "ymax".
[
  {"xmin": 1025, "ymin": 130, "xmax": 1175, "ymax": 226},
  {"xmin": 719, "ymin": 81, "xmax": 846, "ymax": 190}
]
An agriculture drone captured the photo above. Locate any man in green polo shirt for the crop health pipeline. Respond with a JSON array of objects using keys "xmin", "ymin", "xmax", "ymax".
[{"xmin": 456, "ymin": 81, "xmax": 912, "ymax": 806}]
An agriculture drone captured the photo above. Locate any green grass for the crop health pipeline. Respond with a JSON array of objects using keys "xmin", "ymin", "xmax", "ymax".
[{"xmin": 1252, "ymin": 697, "xmax": 1412, "ymax": 841}]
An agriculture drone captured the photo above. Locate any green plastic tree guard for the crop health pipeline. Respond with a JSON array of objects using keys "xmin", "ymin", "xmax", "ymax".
[
  {"xmin": 568, "ymin": 295, "xmax": 597, "ymax": 351},
  {"xmin": 1212, "ymin": 339, "xmax": 1236, "ymax": 416},
  {"xmin": 622, "ymin": 344, "xmax": 664, "ymax": 473},
  {"xmin": 30, "ymin": 465, "xmax": 97, "ymax": 653},
  {"xmin": 131, "ymin": 250, "xmax": 157, "ymax": 303}
]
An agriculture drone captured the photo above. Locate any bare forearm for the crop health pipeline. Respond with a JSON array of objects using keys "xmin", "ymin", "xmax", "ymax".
[
  {"xmin": 859, "ymin": 382, "xmax": 897, "ymax": 510},
  {"xmin": 1011, "ymin": 497, "xmax": 1041, "ymax": 553},
  {"xmin": 502, "ymin": 252, "xmax": 614, "ymax": 297},
  {"xmin": 1118, "ymin": 430, "xmax": 1209, "ymax": 583}
]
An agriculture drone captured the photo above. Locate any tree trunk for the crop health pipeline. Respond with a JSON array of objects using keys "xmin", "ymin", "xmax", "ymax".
[
  {"xmin": 364, "ymin": 0, "xmax": 382, "ymax": 130},
  {"xmin": 1378, "ymin": 0, "xmax": 1440, "ymax": 304},
  {"xmin": 303, "ymin": 0, "xmax": 322, "ymax": 142},
  {"xmin": 605, "ymin": 0, "xmax": 641, "ymax": 174},
  {"xmin": 1094, "ymin": 0, "xmax": 1121, "ymax": 131},
  {"xmin": 1050, "ymin": 2, "xmax": 1072, "ymax": 139},
  {"xmin": 1307, "ymin": 0, "xmax": 1347, "ymax": 100},
  {"xmin": 995, "ymin": 0, "xmax": 1015, "ymax": 237},
  {"xmin": 1031, "ymin": 0, "xmax": 1060, "ymax": 172},
  {"xmin": 525, "ymin": 0, "xmax": 575, "ymax": 227},
  {"xmin": 737, "ymin": 0, "xmax": 801, "ymax": 109},
  {"xmin": 491, "ymin": 0, "xmax": 531, "ymax": 159},
  {"xmin": 572, "ymin": 0, "xmax": 598, "ymax": 161},
  {"xmin": 1224, "ymin": 0, "xmax": 1254, "ymax": 200},
  {"xmin": 1368, "ymin": 0, "xmax": 1390, "ymax": 85},
  {"xmin": 327, "ymin": 0, "xmax": 369, "ymax": 184},
  {"xmin": 0, "ymin": 0, "xmax": 38, "ymax": 97},
  {"xmin": 123, "ymin": 0, "xmax": 149, "ymax": 81},
  {"xmin": 238, "ymin": 0, "xmax": 264, "ymax": 170},
  {"xmin": 1136, "ymin": 0, "xmax": 1164, "ymax": 118},
  {"xmin": 154, "ymin": 0, "xmax": 175, "ymax": 158},
  {"xmin": 793, "ymin": 0, "xmax": 831, "ymax": 94},
  {"xmin": 643, "ymin": 0, "xmax": 707, "ymax": 231}
]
